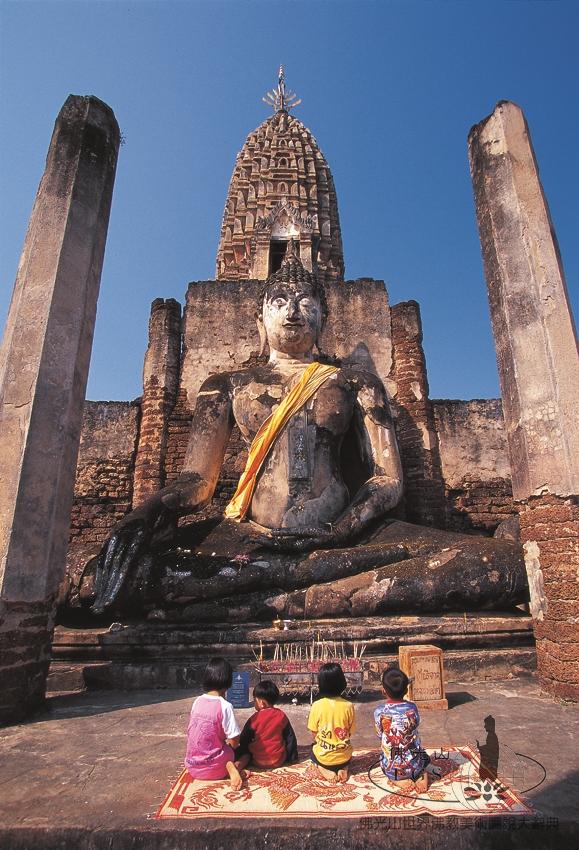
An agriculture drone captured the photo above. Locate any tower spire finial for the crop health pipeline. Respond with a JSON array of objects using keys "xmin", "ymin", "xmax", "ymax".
[{"xmin": 262, "ymin": 66, "xmax": 302, "ymax": 113}]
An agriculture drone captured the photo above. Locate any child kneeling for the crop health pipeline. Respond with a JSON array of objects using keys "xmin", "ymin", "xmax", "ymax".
[
  {"xmin": 235, "ymin": 680, "xmax": 298, "ymax": 771},
  {"xmin": 184, "ymin": 657, "xmax": 243, "ymax": 790},
  {"xmin": 308, "ymin": 663, "xmax": 355, "ymax": 783},
  {"xmin": 374, "ymin": 666, "xmax": 430, "ymax": 792}
]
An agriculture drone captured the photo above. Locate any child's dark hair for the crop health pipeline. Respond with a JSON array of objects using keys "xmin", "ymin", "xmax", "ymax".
[
  {"xmin": 318, "ymin": 662, "xmax": 347, "ymax": 698},
  {"xmin": 253, "ymin": 680, "xmax": 280, "ymax": 705},
  {"xmin": 382, "ymin": 666, "xmax": 409, "ymax": 700},
  {"xmin": 202, "ymin": 657, "xmax": 233, "ymax": 692}
]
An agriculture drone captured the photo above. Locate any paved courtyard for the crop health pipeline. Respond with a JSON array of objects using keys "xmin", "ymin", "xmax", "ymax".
[{"xmin": 0, "ymin": 677, "xmax": 577, "ymax": 849}]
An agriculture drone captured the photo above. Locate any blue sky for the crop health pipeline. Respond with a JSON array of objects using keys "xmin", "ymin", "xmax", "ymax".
[{"xmin": 1, "ymin": 0, "xmax": 577, "ymax": 401}]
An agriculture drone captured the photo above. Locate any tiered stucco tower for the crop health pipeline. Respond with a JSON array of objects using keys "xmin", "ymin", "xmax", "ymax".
[{"xmin": 216, "ymin": 68, "xmax": 344, "ymax": 284}]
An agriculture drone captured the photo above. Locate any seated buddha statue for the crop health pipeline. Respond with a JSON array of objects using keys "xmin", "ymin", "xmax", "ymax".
[{"xmin": 87, "ymin": 245, "xmax": 527, "ymax": 621}]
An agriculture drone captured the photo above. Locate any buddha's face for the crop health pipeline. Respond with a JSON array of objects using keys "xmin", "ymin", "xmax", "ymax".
[{"xmin": 262, "ymin": 281, "xmax": 322, "ymax": 356}]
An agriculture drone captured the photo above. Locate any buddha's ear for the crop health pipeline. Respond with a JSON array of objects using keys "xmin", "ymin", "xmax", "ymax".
[{"xmin": 257, "ymin": 314, "xmax": 268, "ymax": 356}]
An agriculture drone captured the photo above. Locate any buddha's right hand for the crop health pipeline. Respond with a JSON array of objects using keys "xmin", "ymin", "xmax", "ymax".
[
  {"xmin": 90, "ymin": 472, "xmax": 206, "ymax": 612},
  {"xmin": 91, "ymin": 500, "xmax": 174, "ymax": 614}
]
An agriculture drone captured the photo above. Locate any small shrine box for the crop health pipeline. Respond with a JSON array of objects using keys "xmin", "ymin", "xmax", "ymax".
[{"xmin": 399, "ymin": 644, "xmax": 448, "ymax": 710}]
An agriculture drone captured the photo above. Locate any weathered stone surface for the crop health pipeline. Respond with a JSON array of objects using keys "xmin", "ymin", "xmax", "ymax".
[
  {"xmin": 0, "ymin": 95, "xmax": 120, "ymax": 600},
  {"xmin": 146, "ymin": 519, "xmax": 527, "ymax": 623},
  {"xmin": 469, "ymin": 101, "xmax": 579, "ymax": 700},
  {"xmin": 469, "ymin": 101, "xmax": 578, "ymax": 501},
  {"xmin": 50, "ymin": 613, "xmax": 536, "ymax": 690},
  {"xmin": 0, "ymin": 95, "xmax": 119, "ymax": 722},
  {"xmin": 63, "ymin": 401, "xmax": 139, "ymax": 609},
  {"xmin": 433, "ymin": 398, "xmax": 515, "ymax": 534},
  {"xmin": 180, "ymin": 277, "xmax": 392, "ymax": 408}
]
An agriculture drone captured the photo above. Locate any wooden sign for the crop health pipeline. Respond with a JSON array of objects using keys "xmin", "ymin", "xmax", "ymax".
[{"xmin": 399, "ymin": 644, "xmax": 448, "ymax": 710}]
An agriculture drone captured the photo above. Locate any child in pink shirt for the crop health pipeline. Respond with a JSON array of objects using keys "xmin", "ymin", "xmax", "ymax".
[{"xmin": 184, "ymin": 657, "xmax": 243, "ymax": 789}]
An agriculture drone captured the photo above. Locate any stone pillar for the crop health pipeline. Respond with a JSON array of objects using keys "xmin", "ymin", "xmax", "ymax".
[
  {"xmin": 469, "ymin": 100, "xmax": 579, "ymax": 700},
  {"xmin": 132, "ymin": 298, "xmax": 181, "ymax": 507},
  {"xmin": 390, "ymin": 301, "xmax": 446, "ymax": 526},
  {"xmin": 0, "ymin": 96, "xmax": 120, "ymax": 723}
]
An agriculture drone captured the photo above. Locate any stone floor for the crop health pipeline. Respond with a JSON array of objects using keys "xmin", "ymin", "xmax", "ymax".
[{"xmin": 0, "ymin": 678, "xmax": 577, "ymax": 849}]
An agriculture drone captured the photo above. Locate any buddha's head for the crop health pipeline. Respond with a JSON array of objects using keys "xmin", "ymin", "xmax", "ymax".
[{"xmin": 258, "ymin": 241, "xmax": 328, "ymax": 358}]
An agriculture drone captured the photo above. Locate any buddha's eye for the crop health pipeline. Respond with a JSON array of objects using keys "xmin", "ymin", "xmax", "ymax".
[
  {"xmin": 299, "ymin": 296, "xmax": 314, "ymax": 307},
  {"xmin": 272, "ymin": 297, "xmax": 286, "ymax": 308}
]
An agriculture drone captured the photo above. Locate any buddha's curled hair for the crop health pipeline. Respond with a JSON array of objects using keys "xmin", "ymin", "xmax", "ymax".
[{"xmin": 256, "ymin": 239, "xmax": 328, "ymax": 322}]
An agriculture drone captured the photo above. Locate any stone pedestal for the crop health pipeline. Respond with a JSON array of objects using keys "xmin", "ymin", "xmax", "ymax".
[
  {"xmin": 399, "ymin": 644, "xmax": 448, "ymax": 710},
  {"xmin": 0, "ymin": 96, "xmax": 119, "ymax": 724},
  {"xmin": 469, "ymin": 101, "xmax": 579, "ymax": 700},
  {"xmin": 132, "ymin": 298, "xmax": 181, "ymax": 507}
]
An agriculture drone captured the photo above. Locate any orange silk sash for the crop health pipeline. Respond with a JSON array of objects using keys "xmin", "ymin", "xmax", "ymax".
[{"xmin": 224, "ymin": 361, "xmax": 339, "ymax": 521}]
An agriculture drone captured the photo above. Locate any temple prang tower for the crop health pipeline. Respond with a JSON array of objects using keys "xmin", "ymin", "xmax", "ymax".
[{"xmin": 216, "ymin": 67, "xmax": 344, "ymax": 284}]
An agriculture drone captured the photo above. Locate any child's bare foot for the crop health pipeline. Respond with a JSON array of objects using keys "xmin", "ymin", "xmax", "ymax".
[
  {"xmin": 414, "ymin": 772, "xmax": 429, "ymax": 793},
  {"xmin": 391, "ymin": 777, "xmax": 413, "ymax": 790},
  {"xmin": 336, "ymin": 768, "xmax": 349, "ymax": 784},
  {"xmin": 315, "ymin": 764, "xmax": 338, "ymax": 783},
  {"xmin": 233, "ymin": 761, "xmax": 248, "ymax": 781},
  {"xmin": 226, "ymin": 761, "xmax": 243, "ymax": 791}
]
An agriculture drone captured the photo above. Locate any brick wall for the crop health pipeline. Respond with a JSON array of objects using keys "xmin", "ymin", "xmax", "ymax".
[
  {"xmin": 390, "ymin": 301, "xmax": 446, "ymax": 526},
  {"xmin": 0, "ymin": 599, "xmax": 54, "ymax": 724},
  {"xmin": 433, "ymin": 399, "xmax": 516, "ymax": 534},
  {"xmin": 519, "ymin": 494, "xmax": 579, "ymax": 700},
  {"xmin": 132, "ymin": 299, "xmax": 181, "ymax": 506},
  {"xmin": 63, "ymin": 402, "xmax": 139, "ymax": 606}
]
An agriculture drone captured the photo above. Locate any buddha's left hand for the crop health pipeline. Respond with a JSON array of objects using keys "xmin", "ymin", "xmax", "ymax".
[{"xmin": 255, "ymin": 525, "xmax": 347, "ymax": 552}]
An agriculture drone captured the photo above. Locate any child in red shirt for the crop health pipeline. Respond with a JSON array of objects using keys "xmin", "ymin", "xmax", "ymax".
[{"xmin": 234, "ymin": 680, "xmax": 298, "ymax": 770}]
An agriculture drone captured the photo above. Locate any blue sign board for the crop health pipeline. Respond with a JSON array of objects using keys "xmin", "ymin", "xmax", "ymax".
[{"xmin": 227, "ymin": 671, "xmax": 251, "ymax": 708}]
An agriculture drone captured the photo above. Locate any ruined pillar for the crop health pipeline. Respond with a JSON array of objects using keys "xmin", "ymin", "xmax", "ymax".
[
  {"xmin": 0, "ymin": 96, "xmax": 120, "ymax": 723},
  {"xmin": 469, "ymin": 101, "xmax": 579, "ymax": 700},
  {"xmin": 391, "ymin": 301, "xmax": 446, "ymax": 527},
  {"xmin": 132, "ymin": 298, "xmax": 181, "ymax": 507}
]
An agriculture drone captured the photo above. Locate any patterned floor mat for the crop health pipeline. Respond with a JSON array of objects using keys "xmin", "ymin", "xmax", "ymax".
[{"xmin": 156, "ymin": 746, "xmax": 534, "ymax": 819}]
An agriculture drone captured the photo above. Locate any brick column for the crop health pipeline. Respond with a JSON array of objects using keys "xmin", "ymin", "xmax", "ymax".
[
  {"xmin": 391, "ymin": 301, "xmax": 446, "ymax": 526},
  {"xmin": 469, "ymin": 101, "xmax": 579, "ymax": 700},
  {"xmin": 0, "ymin": 96, "xmax": 119, "ymax": 723},
  {"xmin": 132, "ymin": 298, "xmax": 181, "ymax": 507}
]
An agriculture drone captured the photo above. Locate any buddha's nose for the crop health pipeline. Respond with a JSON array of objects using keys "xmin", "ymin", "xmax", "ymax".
[{"xmin": 286, "ymin": 298, "xmax": 300, "ymax": 319}]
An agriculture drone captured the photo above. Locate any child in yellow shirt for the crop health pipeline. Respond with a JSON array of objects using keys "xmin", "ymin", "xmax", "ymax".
[{"xmin": 307, "ymin": 662, "xmax": 355, "ymax": 783}]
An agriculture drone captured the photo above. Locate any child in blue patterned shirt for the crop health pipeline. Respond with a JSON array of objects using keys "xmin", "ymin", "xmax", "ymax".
[{"xmin": 374, "ymin": 666, "xmax": 430, "ymax": 791}]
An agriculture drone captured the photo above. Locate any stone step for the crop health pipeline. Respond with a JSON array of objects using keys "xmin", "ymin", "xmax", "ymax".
[
  {"xmin": 48, "ymin": 646, "xmax": 536, "ymax": 692},
  {"xmin": 50, "ymin": 612, "xmax": 536, "ymax": 691}
]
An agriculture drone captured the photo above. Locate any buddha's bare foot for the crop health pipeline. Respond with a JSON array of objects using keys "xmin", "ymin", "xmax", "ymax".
[
  {"xmin": 337, "ymin": 768, "xmax": 349, "ymax": 784},
  {"xmin": 315, "ymin": 765, "xmax": 339, "ymax": 783}
]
